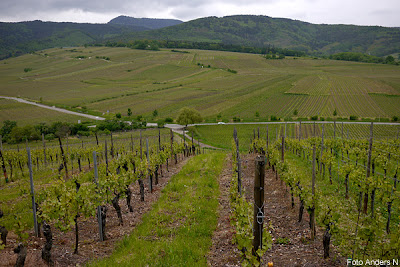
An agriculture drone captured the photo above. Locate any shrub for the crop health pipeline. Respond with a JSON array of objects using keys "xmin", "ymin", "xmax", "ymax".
[
  {"xmin": 392, "ymin": 116, "xmax": 399, "ymax": 122},
  {"xmin": 232, "ymin": 116, "xmax": 241, "ymax": 122},
  {"xmin": 311, "ymin": 115, "xmax": 318, "ymax": 120},
  {"xmin": 349, "ymin": 115, "xmax": 358, "ymax": 120},
  {"xmin": 165, "ymin": 117, "xmax": 173, "ymax": 123}
]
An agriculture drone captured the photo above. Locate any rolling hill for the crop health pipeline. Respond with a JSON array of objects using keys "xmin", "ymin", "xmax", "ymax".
[
  {"xmin": 113, "ymin": 15, "xmax": 400, "ymax": 57},
  {"xmin": 108, "ymin": 16, "xmax": 183, "ymax": 29},
  {"xmin": 1, "ymin": 15, "xmax": 400, "ymax": 60}
]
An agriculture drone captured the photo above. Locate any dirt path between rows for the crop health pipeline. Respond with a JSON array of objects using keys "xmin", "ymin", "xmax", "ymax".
[
  {"xmin": 208, "ymin": 154, "xmax": 345, "ymax": 267},
  {"xmin": 0, "ymin": 156, "xmax": 189, "ymax": 267}
]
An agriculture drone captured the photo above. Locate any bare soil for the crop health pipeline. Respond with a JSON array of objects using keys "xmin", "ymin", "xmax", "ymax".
[{"xmin": 0, "ymin": 157, "xmax": 188, "ymax": 267}]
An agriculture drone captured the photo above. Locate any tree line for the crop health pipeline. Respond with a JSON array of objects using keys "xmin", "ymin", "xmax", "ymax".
[{"xmin": 94, "ymin": 40, "xmax": 307, "ymax": 57}]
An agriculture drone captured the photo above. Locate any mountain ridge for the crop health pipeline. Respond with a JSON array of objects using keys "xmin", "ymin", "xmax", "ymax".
[
  {"xmin": 0, "ymin": 14, "xmax": 399, "ymax": 59},
  {"xmin": 108, "ymin": 15, "xmax": 183, "ymax": 29}
]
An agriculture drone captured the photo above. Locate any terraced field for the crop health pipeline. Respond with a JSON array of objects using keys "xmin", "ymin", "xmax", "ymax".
[{"xmin": 0, "ymin": 47, "xmax": 399, "ymax": 125}]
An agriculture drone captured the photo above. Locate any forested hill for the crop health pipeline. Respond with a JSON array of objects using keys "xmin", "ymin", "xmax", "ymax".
[
  {"xmin": 114, "ymin": 15, "xmax": 400, "ymax": 57},
  {"xmin": 1, "ymin": 15, "xmax": 399, "ymax": 60},
  {"xmin": 0, "ymin": 20, "xmax": 147, "ymax": 59},
  {"xmin": 108, "ymin": 16, "xmax": 183, "ymax": 29}
]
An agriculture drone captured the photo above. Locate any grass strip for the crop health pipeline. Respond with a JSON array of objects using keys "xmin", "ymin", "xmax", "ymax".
[{"xmin": 90, "ymin": 152, "xmax": 226, "ymax": 266}]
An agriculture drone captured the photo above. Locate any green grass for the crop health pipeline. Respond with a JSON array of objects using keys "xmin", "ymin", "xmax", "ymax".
[
  {"xmin": 89, "ymin": 152, "xmax": 226, "ymax": 267},
  {"xmin": 1, "ymin": 47, "xmax": 399, "ymax": 125}
]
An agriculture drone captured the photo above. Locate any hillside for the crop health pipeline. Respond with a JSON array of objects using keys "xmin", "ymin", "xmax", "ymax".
[
  {"xmin": 108, "ymin": 16, "xmax": 183, "ymax": 29},
  {"xmin": 114, "ymin": 15, "xmax": 400, "ymax": 56},
  {"xmin": 1, "ymin": 15, "xmax": 399, "ymax": 60},
  {"xmin": 0, "ymin": 20, "xmax": 148, "ymax": 59},
  {"xmin": 1, "ymin": 47, "xmax": 399, "ymax": 126}
]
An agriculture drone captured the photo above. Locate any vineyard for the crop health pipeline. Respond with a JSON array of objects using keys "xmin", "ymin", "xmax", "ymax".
[
  {"xmin": 1, "ymin": 47, "xmax": 400, "ymax": 125},
  {"xmin": 227, "ymin": 122, "xmax": 400, "ymax": 265},
  {"xmin": 0, "ymin": 128, "xmax": 204, "ymax": 265},
  {"xmin": 1, "ymin": 122, "xmax": 399, "ymax": 266}
]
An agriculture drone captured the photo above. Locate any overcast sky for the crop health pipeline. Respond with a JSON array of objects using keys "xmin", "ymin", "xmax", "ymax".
[{"xmin": 0, "ymin": 0, "xmax": 399, "ymax": 27}]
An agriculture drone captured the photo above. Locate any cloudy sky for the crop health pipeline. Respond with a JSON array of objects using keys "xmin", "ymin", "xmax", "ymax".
[{"xmin": 0, "ymin": 0, "xmax": 399, "ymax": 27}]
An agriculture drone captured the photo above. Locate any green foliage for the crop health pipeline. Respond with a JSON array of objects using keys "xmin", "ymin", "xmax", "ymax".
[
  {"xmin": 349, "ymin": 115, "xmax": 358, "ymax": 120},
  {"xmin": 329, "ymin": 52, "xmax": 385, "ymax": 64},
  {"xmin": 176, "ymin": 107, "xmax": 202, "ymax": 126},
  {"xmin": 23, "ymin": 67, "xmax": 32, "ymax": 72},
  {"xmin": 127, "ymin": 108, "xmax": 132, "ymax": 117},
  {"xmin": 164, "ymin": 117, "xmax": 173, "ymax": 123},
  {"xmin": 152, "ymin": 109, "xmax": 158, "ymax": 118}
]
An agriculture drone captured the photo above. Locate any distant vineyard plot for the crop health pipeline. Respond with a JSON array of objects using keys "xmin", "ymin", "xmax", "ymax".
[{"xmin": 0, "ymin": 47, "xmax": 399, "ymax": 124}]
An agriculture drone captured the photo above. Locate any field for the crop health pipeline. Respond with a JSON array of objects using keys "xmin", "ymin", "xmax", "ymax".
[
  {"xmin": 0, "ymin": 47, "xmax": 399, "ymax": 126},
  {"xmin": 189, "ymin": 122, "xmax": 400, "ymax": 151},
  {"xmin": 0, "ymin": 98, "xmax": 95, "ymax": 126}
]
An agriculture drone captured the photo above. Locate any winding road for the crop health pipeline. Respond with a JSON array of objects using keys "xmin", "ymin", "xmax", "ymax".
[{"xmin": 0, "ymin": 96, "xmax": 105, "ymax": 121}]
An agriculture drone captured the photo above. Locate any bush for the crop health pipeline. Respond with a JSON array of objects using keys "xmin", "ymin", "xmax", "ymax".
[
  {"xmin": 270, "ymin": 115, "xmax": 278, "ymax": 121},
  {"xmin": 392, "ymin": 116, "xmax": 399, "ymax": 122},
  {"xmin": 165, "ymin": 117, "xmax": 173, "ymax": 123},
  {"xmin": 311, "ymin": 115, "xmax": 318, "ymax": 120},
  {"xmin": 349, "ymin": 115, "xmax": 358, "ymax": 120},
  {"xmin": 44, "ymin": 133, "xmax": 55, "ymax": 141},
  {"xmin": 232, "ymin": 116, "xmax": 241, "ymax": 122}
]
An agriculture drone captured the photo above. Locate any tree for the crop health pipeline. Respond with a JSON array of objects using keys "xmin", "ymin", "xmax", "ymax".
[
  {"xmin": 293, "ymin": 109, "xmax": 298, "ymax": 116},
  {"xmin": 153, "ymin": 109, "xmax": 158, "ymax": 118},
  {"xmin": 333, "ymin": 109, "xmax": 337, "ymax": 117},
  {"xmin": 385, "ymin": 55, "xmax": 395, "ymax": 64},
  {"xmin": 176, "ymin": 107, "xmax": 202, "ymax": 126},
  {"xmin": 1, "ymin": 120, "xmax": 17, "ymax": 141},
  {"xmin": 127, "ymin": 108, "xmax": 132, "ymax": 117},
  {"xmin": 116, "ymin": 113, "xmax": 122, "ymax": 119}
]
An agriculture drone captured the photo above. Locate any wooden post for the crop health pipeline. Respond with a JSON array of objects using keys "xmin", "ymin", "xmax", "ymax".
[
  {"xmin": 0, "ymin": 149, "xmax": 8, "ymax": 183},
  {"xmin": 266, "ymin": 125, "xmax": 269, "ymax": 166},
  {"xmin": 146, "ymin": 138, "xmax": 152, "ymax": 192},
  {"xmin": 253, "ymin": 155, "xmax": 265, "ymax": 258},
  {"xmin": 58, "ymin": 137, "xmax": 68, "ymax": 179},
  {"xmin": 110, "ymin": 132, "xmax": 114, "ymax": 159},
  {"xmin": 66, "ymin": 133, "xmax": 69, "ymax": 155},
  {"xmin": 320, "ymin": 124, "xmax": 325, "ymax": 173},
  {"xmin": 93, "ymin": 151, "xmax": 104, "ymax": 241},
  {"xmin": 299, "ymin": 121, "xmax": 302, "ymax": 141},
  {"xmin": 42, "ymin": 133, "xmax": 47, "ymax": 167},
  {"xmin": 158, "ymin": 129, "xmax": 161, "ymax": 152},
  {"xmin": 310, "ymin": 145, "xmax": 316, "ymax": 240},
  {"xmin": 281, "ymin": 135, "xmax": 285, "ymax": 163},
  {"xmin": 140, "ymin": 130, "xmax": 143, "ymax": 160},
  {"xmin": 313, "ymin": 122, "xmax": 316, "ymax": 137},
  {"xmin": 333, "ymin": 120, "xmax": 336, "ymax": 139},
  {"xmin": 105, "ymin": 140, "xmax": 108, "ymax": 175},
  {"xmin": 94, "ymin": 132, "xmax": 98, "ymax": 146},
  {"xmin": 234, "ymin": 128, "xmax": 242, "ymax": 195},
  {"xmin": 364, "ymin": 122, "xmax": 373, "ymax": 214},
  {"xmin": 257, "ymin": 127, "xmax": 260, "ymax": 139},
  {"xmin": 27, "ymin": 148, "xmax": 39, "ymax": 237},
  {"xmin": 284, "ymin": 122, "xmax": 287, "ymax": 139},
  {"xmin": 130, "ymin": 134, "xmax": 134, "ymax": 153},
  {"xmin": 341, "ymin": 122, "xmax": 344, "ymax": 139}
]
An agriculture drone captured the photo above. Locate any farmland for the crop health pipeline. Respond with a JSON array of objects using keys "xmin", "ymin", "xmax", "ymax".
[{"xmin": 0, "ymin": 47, "xmax": 399, "ymax": 126}]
